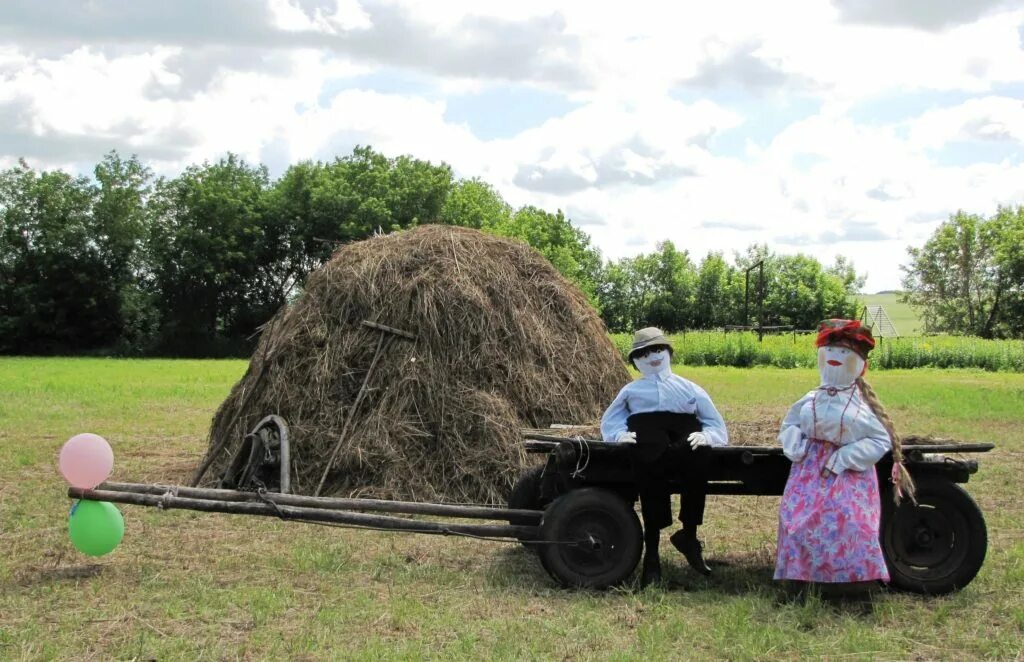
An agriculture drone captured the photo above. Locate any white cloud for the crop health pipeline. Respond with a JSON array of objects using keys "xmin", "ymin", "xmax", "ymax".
[
  {"xmin": 831, "ymin": 0, "xmax": 1024, "ymax": 32},
  {"xmin": 2, "ymin": 0, "xmax": 1024, "ymax": 293},
  {"xmin": 907, "ymin": 96, "xmax": 1024, "ymax": 148}
]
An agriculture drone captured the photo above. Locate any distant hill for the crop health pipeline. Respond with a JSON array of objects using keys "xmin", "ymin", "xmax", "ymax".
[{"xmin": 855, "ymin": 292, "xmax": 924, "ymax": 336}]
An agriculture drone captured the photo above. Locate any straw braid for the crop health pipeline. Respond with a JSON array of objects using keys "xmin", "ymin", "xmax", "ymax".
[{"xmin": 856, "ymin": 376, "xmax": 916, "ymax": 504}]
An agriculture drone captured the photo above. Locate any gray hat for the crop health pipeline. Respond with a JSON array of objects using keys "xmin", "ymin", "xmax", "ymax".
[{"xmin": 629, "ymin": 326, "xmax": 671, "ymax": 360}]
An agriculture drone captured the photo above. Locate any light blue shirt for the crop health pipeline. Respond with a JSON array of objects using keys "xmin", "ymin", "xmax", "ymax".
[
  {"xmin": 778, "ymin": 387, "xmax": 892, "ymax": 474},
  {"xmin": 600, "ymin": 370, "xmax": 729, "ymax": 446}
]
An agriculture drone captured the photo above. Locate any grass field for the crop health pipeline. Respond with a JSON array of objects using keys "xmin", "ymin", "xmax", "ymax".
[
  {"xmin": 2, "ymin": 358, "xmax": 1023, "ymax": 660},
  {"xmin": 857, "ymin": 292, "xmax": 924, "ymax": 337}
]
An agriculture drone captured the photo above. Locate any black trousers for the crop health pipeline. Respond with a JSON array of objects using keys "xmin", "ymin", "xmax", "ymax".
[{"xmin": 627, "ymin": 412, "xmax": 711, "ymax": 531}]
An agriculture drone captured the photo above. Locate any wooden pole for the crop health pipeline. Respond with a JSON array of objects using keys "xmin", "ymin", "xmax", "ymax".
[
  {"xmin": 360, "ymin": 320, "xmax": 416, "ymax": 340},
  {"xmin": 314, "ymin": 332, "xmax": 388, "ymax": 496},
  {"xmin": 98, "ymin": 481, "xmax": 542, "ymax": 522},
  {"xmin": 314, "ymin": 320, "xmax": 418, "ymax": 497},
  {"xmin": 69, "ymin": 488, "xmax": 540, "ymax": 540},
  {"xmin": 757, "ymin": 261, "xmax": 765, "ymax": 342}
]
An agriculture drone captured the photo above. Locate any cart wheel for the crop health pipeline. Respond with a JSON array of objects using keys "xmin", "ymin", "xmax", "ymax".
[
  {"xmin": 538, "ymin": 487, "xmax": 642, "ymax": 589},
  {"xmin": 508, "ymin": 465, "xmax": 546, "ymax": 549},
  {"xmin": 881, "ymin": 477, "xmax": 987, "ymax": 595}
]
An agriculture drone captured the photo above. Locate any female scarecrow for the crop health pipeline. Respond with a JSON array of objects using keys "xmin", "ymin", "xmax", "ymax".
[
  {"xmin": 775, "ymin": 319, "xmax": 914, "ymax": 585},
  {"xmin": 601, "ymin": 327, "xmax": 729, "ymax": 586}
]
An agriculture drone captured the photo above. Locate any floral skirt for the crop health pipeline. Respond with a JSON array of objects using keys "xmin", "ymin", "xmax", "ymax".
[{"xmin": 774, "ymin": 438, "xmax": 890, "ymax": 583}]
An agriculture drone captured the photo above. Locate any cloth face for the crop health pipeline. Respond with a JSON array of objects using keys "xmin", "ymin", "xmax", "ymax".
[
  {"xmin": 634, "ymin": 349, "xmax": 671, "ymax": 377},
  {"xmin": 817, "ymin": 345, "xmax": 864, "ymax": 388}
]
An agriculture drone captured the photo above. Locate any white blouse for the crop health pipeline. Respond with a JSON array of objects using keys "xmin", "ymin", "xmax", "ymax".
[{"xmin": 778, "ymin": 386, "xmax": 892, "ymax": 474}]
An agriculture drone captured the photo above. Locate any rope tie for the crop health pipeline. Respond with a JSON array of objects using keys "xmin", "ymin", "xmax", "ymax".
[
  {"xmin": 571, "ymin": 436, "xmax": 591, "ymax": 478},
  {"xmin": 157, "ymin": 485, "xmax": 179, "ymax": 510},
  {"xmin": 255, "ymin": 486, "xmax": 289, "ymax": 520}
]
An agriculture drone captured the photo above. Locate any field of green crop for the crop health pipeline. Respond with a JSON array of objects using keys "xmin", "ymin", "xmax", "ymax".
[
  {"xmin": 611, "ymin": 332, "xmax": 1024, "ymax": 372},
  {"xmin": 856, "ymin": 292, "xmax": 924, "ymax": 337},
  {"xmin": 1, "ymin": 358, "xmax": 1022, "ymax": 659}
]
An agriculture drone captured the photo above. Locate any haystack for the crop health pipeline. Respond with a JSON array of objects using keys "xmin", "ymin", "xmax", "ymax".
[{"xmin": 199, "ymin": 225, "xmax": 629, "ymax": 503}]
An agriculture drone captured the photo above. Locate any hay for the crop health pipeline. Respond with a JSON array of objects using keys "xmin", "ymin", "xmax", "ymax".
[{"xmin": 200, "ymin": 225, "xmax": 630, "ymax": 503}]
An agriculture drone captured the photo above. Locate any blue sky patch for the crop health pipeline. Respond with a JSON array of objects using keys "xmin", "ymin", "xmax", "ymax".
[
  {"xmin": 848, "ymin": 89, "xmax": 974, "ymax": 125},
  {"xmin": 928, "ymin": 139, "xmax": 1021, "ymax": 167},
  {"xmin": 848, "ymin": 82, "xmax": 1024, "ymax": 126},
  {"xmin": 675, "ymin": 90, "xmax": 819, "ymax": 157},
  {"xmin": 792, "ymin": 152, "xmax": 826, "ymax": 171},
  {"xmin": 318, "ymin": 68, "xmax": 438, "ymax": 107},
  {"xmin": 443, "ymin": 84, "xmax": 580, "ymax": 140}
]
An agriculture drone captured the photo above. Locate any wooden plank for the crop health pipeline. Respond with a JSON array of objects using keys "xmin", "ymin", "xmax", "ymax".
[{"xmin": 522, "ymin": 436, "xmax": 995, "ymax": 455}]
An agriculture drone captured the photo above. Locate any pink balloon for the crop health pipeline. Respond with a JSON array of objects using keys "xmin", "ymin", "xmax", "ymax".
[{"xmin": 59, "ymin": 433, "xmax": 113, "ymax": 489}]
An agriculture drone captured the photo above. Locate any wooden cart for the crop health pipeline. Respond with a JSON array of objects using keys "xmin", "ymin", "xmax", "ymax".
[
  {"xmin": 513, "ymin": 433, "xmax": 993, "ymax": 594},
  {"xmin": 67, "ymin": 416, "xmax": 993, "ymax": 595}
]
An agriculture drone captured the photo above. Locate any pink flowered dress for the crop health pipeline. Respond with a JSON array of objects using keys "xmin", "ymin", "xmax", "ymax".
[{"xmin": 774, "ymin": 385, "xmax": 892, "ymax": 583}]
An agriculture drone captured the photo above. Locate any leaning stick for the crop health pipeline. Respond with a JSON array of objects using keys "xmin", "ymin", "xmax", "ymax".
[{"xmin": 314, "ymin": 320, "xmax": 417, "ymax": 496}]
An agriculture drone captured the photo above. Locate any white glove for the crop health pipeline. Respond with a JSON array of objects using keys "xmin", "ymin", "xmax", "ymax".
[
  {"xmin": 614, "ymin": 430, "xmax": 637, "ymax": 444},
  {"xmin": 687, "ymin": 432, "xmax": 708, "ymax": 450},
  {"xmin": 779, "ymin": 426, "xmax": 807, "ymax": 462}
]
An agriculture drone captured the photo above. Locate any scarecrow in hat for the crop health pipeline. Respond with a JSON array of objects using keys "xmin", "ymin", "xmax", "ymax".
[
  {"xmin": 601, "ymin": 327, "xmax": 729, "ymax": 586},
  {"xmin": 774, "ymin": 319, "xmax": 915, "ymax": 586}
]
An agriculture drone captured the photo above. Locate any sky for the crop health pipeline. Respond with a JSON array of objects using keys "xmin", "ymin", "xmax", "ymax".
[{"xmin": 2, "ymin": 1, "xmax": 1024, "ymax": 292}]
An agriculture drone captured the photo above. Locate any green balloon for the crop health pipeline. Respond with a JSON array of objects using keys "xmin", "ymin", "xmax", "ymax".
[{"xmin": 68, "ymin": 500, "xmax": 124, "ymax": 557}]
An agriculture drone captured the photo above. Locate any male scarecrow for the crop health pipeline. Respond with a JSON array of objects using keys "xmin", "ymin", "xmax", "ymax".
[{"xmin": 601, "ymin": 327, "xmax": 729, "ymax": 586}]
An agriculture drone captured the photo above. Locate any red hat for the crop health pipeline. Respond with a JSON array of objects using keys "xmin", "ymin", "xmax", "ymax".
[{"xmin": 816, "ymin": 319, "xmax": 875, "ymax": 359}]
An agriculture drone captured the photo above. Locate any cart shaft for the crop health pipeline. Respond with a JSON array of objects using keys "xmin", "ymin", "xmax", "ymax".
[
  {"xmin": 69, "ymin": 486, "xmax": 540, "ymax": 541},
  {"xmin": 98, "ymin": 481, "xmax": 542, "ymax": 522}
]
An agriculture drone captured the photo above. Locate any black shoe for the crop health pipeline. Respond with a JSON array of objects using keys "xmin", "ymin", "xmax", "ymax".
[
  {"xmin": 641, "ymin": 556, "xmax": 662, "ymax": 587},
  {"xmin": 670, "ymin": 530, "xmax": 712, "ymax": 576}
]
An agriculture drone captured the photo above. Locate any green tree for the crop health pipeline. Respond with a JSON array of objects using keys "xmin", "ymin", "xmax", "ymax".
[
  {"xmin": 645, "ymin": 241, "xmax": 696, "ymax": 331},
  {"xmin": 261, "ymin": 160, "xmax": 327, "ymax": 301},
  {"xmin": 264, "ymin": 147, "xmax": 454, "ymax": 295},
  {"xmin": 597, "ymin": 254, "xmax": 659, "ymax": 332},
  {"xmin": 596, "ymin": 243, "xmax": 697, "ymax": 332},
  {"xmin": 902, "ymin": 211, "xmax": 999, "ymax": 337},
  {"xmin": 148, "ymin": 154, "xmax": 273, "ymax": 355},
  {"xmin": 440, "ymin": 178, "xmax": 511, "ymax": 229},
  {"xmin": 0, "ymin": 161, "xmax": 125, "ymax": 353},
  {"xmin": 733, "ymin": 246, "xmax": 861, "ymax": 330},
  {"xmin": 309, "ymin": 146, "xmax": 452, "ymax": 248},
  {"xmin": 693, "ymin": 251, "xmax": 737, "ymax": 328},
  {"xmin": 770, "ymin": 254, "xmax": 828, "ymax": 329},
  {"xmin": 903, "ymin": 207, "xmax": 1024, "ymax": 338},
  {"xmin": 988, "ymin": 206, "xmax": 1024, "ymax": 337},
  {"xmin": 489, "ymin": 206, "xmax": 603, "ymax": 300},
  {"xmin": 93, "ymin": 152, "xmax": 157, "ymax": 353}
]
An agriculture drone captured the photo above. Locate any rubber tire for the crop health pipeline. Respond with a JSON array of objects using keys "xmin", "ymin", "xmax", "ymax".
[
  {"xmin": 880, "ymin": 477, "xmax": 987, "ymax": 595},
  {"xmin": 538, "ymin": 487, "xmax": 643, "ymax": 589},
  {"xmin": 508, "ymin": 465, "xmax": 546, "ymax": 549}
]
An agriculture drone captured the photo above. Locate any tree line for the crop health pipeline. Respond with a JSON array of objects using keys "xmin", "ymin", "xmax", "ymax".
[
  {"xmin": 2, "ymin": 147, "xmax": 866, "ymax": 356},
  {"xmin": 902, "ymin": 207, "xmax": 1024, "ymax": 339}
]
